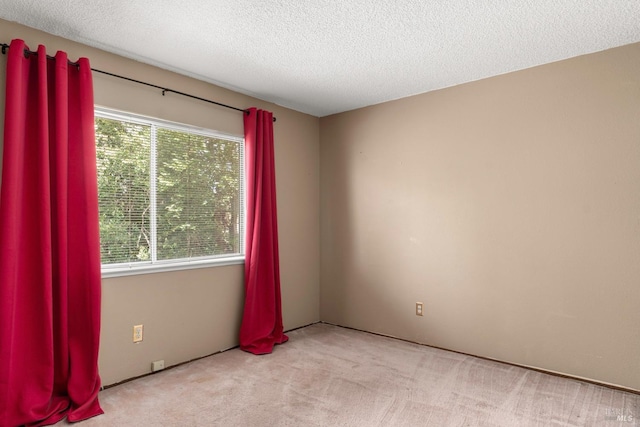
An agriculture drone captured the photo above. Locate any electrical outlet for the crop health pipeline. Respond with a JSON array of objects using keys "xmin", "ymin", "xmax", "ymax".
[
  {"xmin": 133, "ymin": 324, "xmax": 143, "ymax": 343},
  {"xmin": 416, "ymin": 302, "xmax": 424, "ymax": 316},
  {"xmin": 151, "ymin": 360, "xmax": 165, "ymax": 372}
]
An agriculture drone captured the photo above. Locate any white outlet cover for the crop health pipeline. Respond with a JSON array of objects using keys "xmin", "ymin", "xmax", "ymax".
[{"xmin": 151, "ymin": 360, "xmax": 165, "ymax": 372}]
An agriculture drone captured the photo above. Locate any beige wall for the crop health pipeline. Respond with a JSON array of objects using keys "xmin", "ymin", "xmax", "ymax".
[
  {"xmin": 0, "ymin": 20, "xmax": 320, "ymax": 386},
  {"xmin": 320, "ymin": 43, "xmax": 640, "ymax": 390}
]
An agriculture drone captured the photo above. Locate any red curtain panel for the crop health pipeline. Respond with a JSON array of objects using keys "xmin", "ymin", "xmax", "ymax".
[
  {"xmin": 239, "ymin": 108, "xmax": 288, "ymax": 354},
  {"xmin": 0, "ymin": 39, "xmax": 103, "ymax": 426}
]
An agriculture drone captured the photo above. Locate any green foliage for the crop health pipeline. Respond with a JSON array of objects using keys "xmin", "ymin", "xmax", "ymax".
[
  {"xmin": 95, "ymin": 116, "xmax": 241, "ymax": 265},
  {"xmin": 156, "ymin": 128, "xmax": 241, "ymax": 260},
  {"xmin": 96, "ymin": 118, "xmax": 151, "ymax": 264}
]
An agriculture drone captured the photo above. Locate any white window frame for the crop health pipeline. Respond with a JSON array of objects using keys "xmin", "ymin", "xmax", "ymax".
[{"xmin": 96, "ymin": 107, "xmax": 245, "ymax": 278}]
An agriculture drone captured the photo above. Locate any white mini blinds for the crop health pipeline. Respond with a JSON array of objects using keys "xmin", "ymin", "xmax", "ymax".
[{"xmin": 95, "ymin": 108, "xmax": 245, "ymax": 277}]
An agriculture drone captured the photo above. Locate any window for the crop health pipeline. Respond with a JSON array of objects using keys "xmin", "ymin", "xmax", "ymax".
[{"xmin": 95, "ymin": 108, "xmax": 244, "ymax": 277}]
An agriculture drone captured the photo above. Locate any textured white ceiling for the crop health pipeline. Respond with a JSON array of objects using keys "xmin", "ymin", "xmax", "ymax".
[{"xmin": 1, "ymin": 1, "xmax": 639, "ymax": 117}]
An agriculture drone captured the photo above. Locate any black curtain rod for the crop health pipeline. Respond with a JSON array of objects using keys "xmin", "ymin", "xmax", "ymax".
[{"xmin": 0, "ymin": 42, "xmax": 276, "ymax": 122}]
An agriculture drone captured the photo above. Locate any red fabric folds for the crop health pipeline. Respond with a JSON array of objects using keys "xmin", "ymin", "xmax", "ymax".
[
  {"xmin": 0, "ymin": 39, "xmax": 103, "ymax": 426},
  {"xmin": 239, "ymin": 108, "xmax": 288, "ymax": 354}
]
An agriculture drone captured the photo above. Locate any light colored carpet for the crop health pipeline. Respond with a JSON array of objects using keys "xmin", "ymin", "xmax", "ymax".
[{"xmin": 69, "ymin": 323, "xmax": 638, "ymax": 426}]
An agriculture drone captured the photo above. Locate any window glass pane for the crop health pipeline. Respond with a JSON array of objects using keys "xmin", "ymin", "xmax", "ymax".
[
  {"xmin": 95, "ymin": 108, "xmax": 244, "ymax": 273},
  {"xmin": 156, "ymin": 128, "xmax": 241, "ymax": 260},
  {"xmin": 95, "ymin": 117, "xmax": 151, "ymax": 264}
]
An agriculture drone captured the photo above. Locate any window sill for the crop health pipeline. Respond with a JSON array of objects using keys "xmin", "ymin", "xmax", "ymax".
[{"xmin": 101, "ymin": 255, "xmax": 245, "ymax": 279}]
